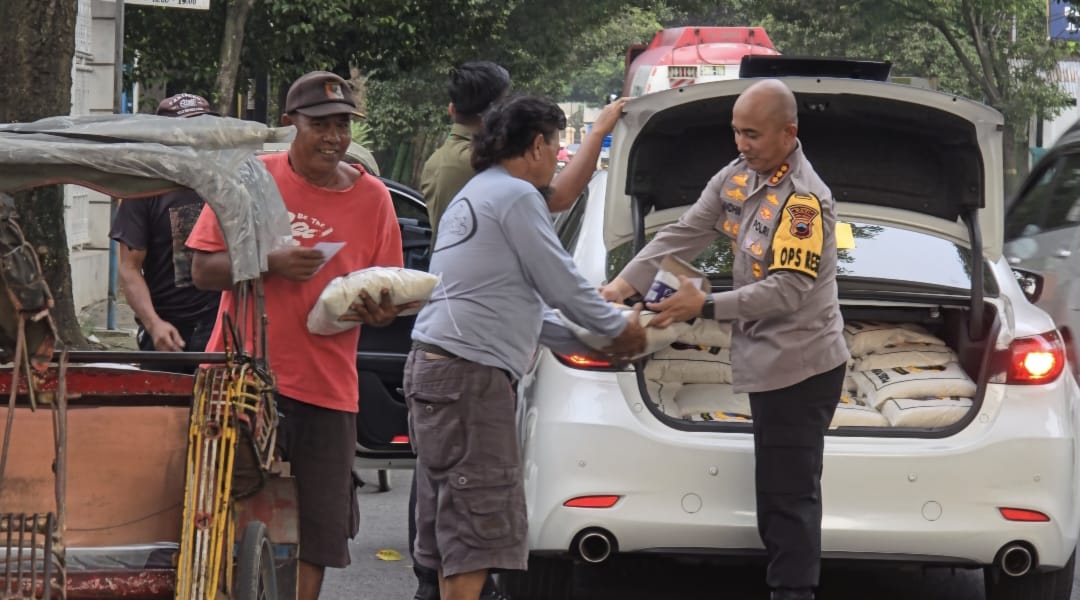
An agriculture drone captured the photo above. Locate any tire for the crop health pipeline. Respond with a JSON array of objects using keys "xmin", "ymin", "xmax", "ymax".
[
  {"xmin": 235, "ymin": 520, "xmax": 278, "ymax": 600},
  {"xmin": 984, "ymin": 548, "xmax": 1075, "ymax": 600},
  {"xmin": 497, "ymin": 556, "xmax": 574, "ymax": 600},
  {"xmin": 377, "ymin": 469, "xmax": 391, "ymax": 493}
]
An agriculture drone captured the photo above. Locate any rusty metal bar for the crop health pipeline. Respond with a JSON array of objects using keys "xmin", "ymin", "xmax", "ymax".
[
  {"xmin": 4, "ymin": 514, "xmax": 12, "ymax": 596},
  {"xmin": 50, "ymin": 352, "xmax": 227, "ymax": 364},
  {"xmin": 28, "ymin": 516, "xmax": 36, "ymax": 600}
]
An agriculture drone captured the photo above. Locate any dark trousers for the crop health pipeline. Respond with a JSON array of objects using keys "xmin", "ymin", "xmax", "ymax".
[
  {"xmin": 748, "ymin": 363, "xmax": 845, "ymax": 591},
  {"xmin": 136, "ymin": 314, "xmax": 215, "ymax": 374}
]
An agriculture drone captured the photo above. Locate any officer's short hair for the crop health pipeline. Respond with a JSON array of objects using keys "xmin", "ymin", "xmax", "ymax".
[
  {"xmin": 471, "ymin": 95, "xmax": 565, "ymax": 172},
  {"xmin": 449, "ymin": 61, "xmax": 511, "ymax": 118}
]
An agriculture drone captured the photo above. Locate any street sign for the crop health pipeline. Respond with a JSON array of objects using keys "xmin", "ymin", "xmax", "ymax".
[
  {"xmin": 1049, "ymin": 0, "xmax": 1080, "ymax": 41},
  {"xmin": 125, "ymin": 0, "xmax": 210, "ymax": 9}
]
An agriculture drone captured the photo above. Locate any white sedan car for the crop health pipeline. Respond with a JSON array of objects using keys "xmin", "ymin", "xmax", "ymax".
[{"xmin": 501, "ymin": 76, "xmax": 1080, "ymax": 600}]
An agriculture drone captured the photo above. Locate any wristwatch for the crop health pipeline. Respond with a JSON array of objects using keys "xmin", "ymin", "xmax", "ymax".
[{"xmin": 701, "ymin": 295, "xmax": 715, "ymax": 320}]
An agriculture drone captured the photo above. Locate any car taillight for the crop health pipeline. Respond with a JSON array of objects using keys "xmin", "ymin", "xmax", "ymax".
[
  {"xmin": 1006, "ymin": 331, "xmax": 1066, "ymax": 384},
  {"xmin": 564, "ymin": 495, "xmax": 621, "ymax": 508},
  {"xmin": 553, "ymin": 352, "xmax": 615, "ymax": 370},
  {"xmin": 998, "ymin": 507, "xmax": 1051, "ymax": 522}
]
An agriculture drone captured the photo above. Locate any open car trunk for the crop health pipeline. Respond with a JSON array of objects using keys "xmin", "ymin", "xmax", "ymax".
[
  {"xmin": 637, "ymin": 300, "xmax": 999, "ymax": 436},
  {"xmin": 605, "ymin": 77, "xmax": 1008, "ymax": 438}
]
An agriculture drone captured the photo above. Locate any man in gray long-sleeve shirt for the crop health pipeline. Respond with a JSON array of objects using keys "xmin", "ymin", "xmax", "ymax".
[
  {"xmin": 601, "ymin": 79, "xmax": 849, "ymax": 600},
  {"xmin": 406, "ymin": 95, "xmax": 645, "ymax": 600}
]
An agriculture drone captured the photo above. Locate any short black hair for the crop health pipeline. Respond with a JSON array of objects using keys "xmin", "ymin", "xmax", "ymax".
[
  {"xmin": 471, "ymin": 95, "xmax": 566, "ymax": 172},
  {"xmin": 449, "ymin": 61, "xmax": 512, "ymax": 118}
]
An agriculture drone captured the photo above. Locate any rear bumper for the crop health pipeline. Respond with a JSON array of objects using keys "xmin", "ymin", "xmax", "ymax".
[{"xmin": 520, "ymin": 351, "xmax": 1080, "ymax": 568}]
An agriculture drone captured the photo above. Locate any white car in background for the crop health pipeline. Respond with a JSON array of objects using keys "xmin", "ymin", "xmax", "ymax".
[{"xmin": 500, "ymin": 66, "xmax": 1080, "ymax": 600}]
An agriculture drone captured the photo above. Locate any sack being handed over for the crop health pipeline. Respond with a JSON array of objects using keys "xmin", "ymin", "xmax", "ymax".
[
  {"xmin": 307, "ymin": 267, "xmax": 439, "ymax": 336},
  {"xmin": 556, "ymin": 308, "xmax": 690, "ymax": 360}
]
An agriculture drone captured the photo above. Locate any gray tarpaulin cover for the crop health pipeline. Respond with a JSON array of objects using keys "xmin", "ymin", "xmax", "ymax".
[{"xmin": 0, "ymin": 114, "xmax": 293, "ymax": 283}]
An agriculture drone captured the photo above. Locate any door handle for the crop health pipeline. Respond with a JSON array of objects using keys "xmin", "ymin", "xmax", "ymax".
[{"xmin": 1055, "ymin": 249, "xmax": 1072, "ymax": 258}]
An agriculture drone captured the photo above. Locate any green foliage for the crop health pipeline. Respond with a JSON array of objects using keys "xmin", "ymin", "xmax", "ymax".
[{"xmin": 562, "ymin": 6, "xmax": 678, "ymax": 101}]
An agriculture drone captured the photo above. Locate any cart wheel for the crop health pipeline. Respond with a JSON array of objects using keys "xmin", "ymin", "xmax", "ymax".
[
  {"xmin": 235, "ymin": 520, "xmax": 278, "ymax": 600},
  {"xmin": 377, "ymin": 469, "xmax": 391, "ymax": 493}
]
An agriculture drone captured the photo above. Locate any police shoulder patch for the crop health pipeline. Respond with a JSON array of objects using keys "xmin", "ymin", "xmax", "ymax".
[{"xmin": 768, "ymin": 191, "xmax": 823, "ymax": 279}]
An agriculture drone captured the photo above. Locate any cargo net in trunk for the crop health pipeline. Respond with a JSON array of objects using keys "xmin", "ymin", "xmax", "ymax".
[
  {"xmin": 642, "ymin": 320, "xmax": 977, "ymax": 429},
  {"xmin": 0, "ymin": 513, "xmax": 63, "ymax": 600}
]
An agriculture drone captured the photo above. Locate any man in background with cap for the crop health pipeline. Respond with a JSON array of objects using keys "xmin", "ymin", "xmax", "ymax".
[
  {"xmin": 109, "ymin": 92, "xmax": 221, "ymax": 373},
  {"xmin": 188, "ymin": 71, "xmax": 414, "ymax": 600}
]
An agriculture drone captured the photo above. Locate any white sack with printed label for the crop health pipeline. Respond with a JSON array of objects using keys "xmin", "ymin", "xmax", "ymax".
[
  {"xmin": 645, "ymin": 380, "xmax": 683, "ymax": 417},
  {"xmin": 879, "ymin": 397, "xmax": 973, "ymax": 428},
  {"xmin": 852, "ymin": 363, "xmax": 976, "ymax": 409},
  {"xmin": 557, "ymin": 309, "xmax": 690, "ymax": 359},
  {"xmin": 307, "ymin": 267, "xmax": 439, "ymax": 336},
  {"xmin": 675, "ymin": 319, "xmax": 733, "ymax": 349},
  {"xmin": 644, "ymin": 345, "xmax": 733, "ymax": 384},
  {"xmin": 673, "ymin": 383, "xmax": 751, "ymax": 421},
  {"xmin": 844, "ymin": 321, "xmax": 946, "ymax": 357},
  {"xmin": 852, "ymin": 343, "xmax": 957, "ymax": 372},
  {"xmin": 830, "ymin": 395, "xmax": 889, "ymax": 428}
]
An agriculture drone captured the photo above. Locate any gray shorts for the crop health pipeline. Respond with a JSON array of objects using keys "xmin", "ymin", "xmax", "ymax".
[{"xmin": 404, "ymin": 349, "xmax": 528, "ymax": 577}]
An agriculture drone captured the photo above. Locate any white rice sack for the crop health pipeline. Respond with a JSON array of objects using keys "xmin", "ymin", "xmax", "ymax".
[
  {"xmin": 843, "ymin": 321, "xmax": 946, "ymax": 357},
  {"xmin": 852, "ymin": 343, "xmax": 957, "ymax": 372},
  {"xmin": 852, "ymin": 363, "xmax": 976, "ymax": 410},
  {"xmin": 829, "ymin": 395, "xmax": 889, "ymax": 428},
  {"xmin": 843, "ymin": 373, "xmax": 859, "ymax": 394},
  {"xmin": 673, "ymin": 383, "xmax": 750, "ymax": 419},
  {"xmin": 879, "ymin": 397, "xmax": 973, "ymax": 428},
  {"xmin": 557, "ymin": 309, "xmax": 690, "ymax": 360},
  {"xmin": 644, "ymin": 380, "xmax": 683, "ymax": 417},
  {"xmin": 307, "ymin": 267, "xmax": 439, "ymax": 336},
  {"xmin": 644, "ymin": 345, "xmax": 732, "ymax": 384},
  {"xmin": 675, "ymin": 319, "xmax": 733, "ymax": 349},
  {"xmin": 692, "ymin": 411, "xmax": 752, "ymax": 423}
]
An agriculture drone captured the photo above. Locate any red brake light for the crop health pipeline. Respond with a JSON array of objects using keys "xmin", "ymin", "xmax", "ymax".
[
  {"xmin": 563, "ymin": 495, "xmax": 621, "ymax": 508},
  {"xmin": 391, "ymin": 435, "xmax": 410, "ymax": 444},
  {"xmin": 553, "ymin": 352, "xmax": 615, "ymax": 370},
  {"xmin": 999, "ymin": 507, "xmax": 1051, "ymax": 522},
  {"xmin": 1007, "ymin": 331, "xmax": 1066, "ymax": 384}
]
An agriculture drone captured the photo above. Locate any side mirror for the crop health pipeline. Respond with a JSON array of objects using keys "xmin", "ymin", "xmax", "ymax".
[{"xmin": 1012, "ymin": 268, "xmax": 1044, "ymax": 303}]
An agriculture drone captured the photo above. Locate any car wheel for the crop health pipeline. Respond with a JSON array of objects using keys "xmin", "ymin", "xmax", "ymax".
[
  {"xmin": 234, "ymin": 521, "xmax": 278, "ymax": 600},
  {"xmin": 984, "ymin": 548, "xmax": 1075, "ymax": 600},
  {"xmin": 497, "ymin": 556, "xmax": 574, "ymax": 600}
]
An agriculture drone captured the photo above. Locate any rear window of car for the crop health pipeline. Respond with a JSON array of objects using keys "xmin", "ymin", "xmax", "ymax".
[{"xmin": 606, "ymin": 222, "xmax": 997, "ymax": 295}]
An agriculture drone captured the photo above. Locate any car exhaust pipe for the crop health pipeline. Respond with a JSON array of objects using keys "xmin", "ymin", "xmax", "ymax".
[
  {"xmin": 576, "ymin": 530, "xmax": 614, "ymax": 564},
  {"xmin": 999, "ymin": 543, "xmax": 1034, "ymax": 577}
]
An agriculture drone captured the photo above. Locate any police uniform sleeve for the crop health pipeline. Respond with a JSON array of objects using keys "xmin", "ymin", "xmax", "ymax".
[
  {"xmin": 710, "ymin": 191, "xmax": 828, "ymax": 321},
  {"xmin": 617, "ymin": 166, "xmax": 734, "ymax": 294},
  {"xmin": 769, "ymin": 192, "xmax": 824, "ymax": 278}
]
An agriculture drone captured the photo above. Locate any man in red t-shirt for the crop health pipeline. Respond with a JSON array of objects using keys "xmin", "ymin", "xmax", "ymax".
[{"xmin": 187, "ymin": 71, "xmax": 414, "ymax": 600}]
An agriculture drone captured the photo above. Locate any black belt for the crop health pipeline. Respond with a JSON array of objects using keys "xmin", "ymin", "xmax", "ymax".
[{"xmin": 412, "ymin": 341, "xmax": 457, "ymax": 359}]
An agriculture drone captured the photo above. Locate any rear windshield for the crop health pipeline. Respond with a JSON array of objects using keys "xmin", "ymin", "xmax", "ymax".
[{"xmin": 607, "ymin": 221, "xmax": 997, "ymax": 296}]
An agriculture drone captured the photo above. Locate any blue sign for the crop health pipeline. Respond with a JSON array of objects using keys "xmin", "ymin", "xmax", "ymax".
[{"xmin": 1050, "ymin": 1, "xmax": 1080, "ymax": 41}]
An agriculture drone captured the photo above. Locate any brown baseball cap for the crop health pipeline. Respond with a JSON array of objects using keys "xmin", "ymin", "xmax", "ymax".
[
  {"xmin": 156, "ymin": 93, "xmax": 217, "ymax": 118},
  {"xmin": 285, "ymin": 71, "xmax": 360, "ymax": 117}
]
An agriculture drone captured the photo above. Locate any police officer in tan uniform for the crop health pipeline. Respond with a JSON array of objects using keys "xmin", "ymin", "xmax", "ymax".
[{"xmin": 601, "ymin": 79, "xmax": 849, "ymax": 600}]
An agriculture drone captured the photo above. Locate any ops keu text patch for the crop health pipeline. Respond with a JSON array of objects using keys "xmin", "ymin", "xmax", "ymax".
[{"xmin": 769, "ymin": 192, "xmax": 823, "ymax": 278}]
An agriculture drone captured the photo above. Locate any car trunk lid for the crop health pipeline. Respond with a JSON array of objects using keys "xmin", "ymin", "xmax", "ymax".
[{"xmin": 603, "ymin": 77, "xmax": 1004, "ymax": 262}]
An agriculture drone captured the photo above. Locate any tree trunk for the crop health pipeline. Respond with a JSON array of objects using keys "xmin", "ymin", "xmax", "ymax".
[
  {"xmin": 213, "ymin": 0, "xmax": 257, "ymax": 116},
  {"xmin": 0, "ymin": 0, "xmax": 88, "ymax": 348}
]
